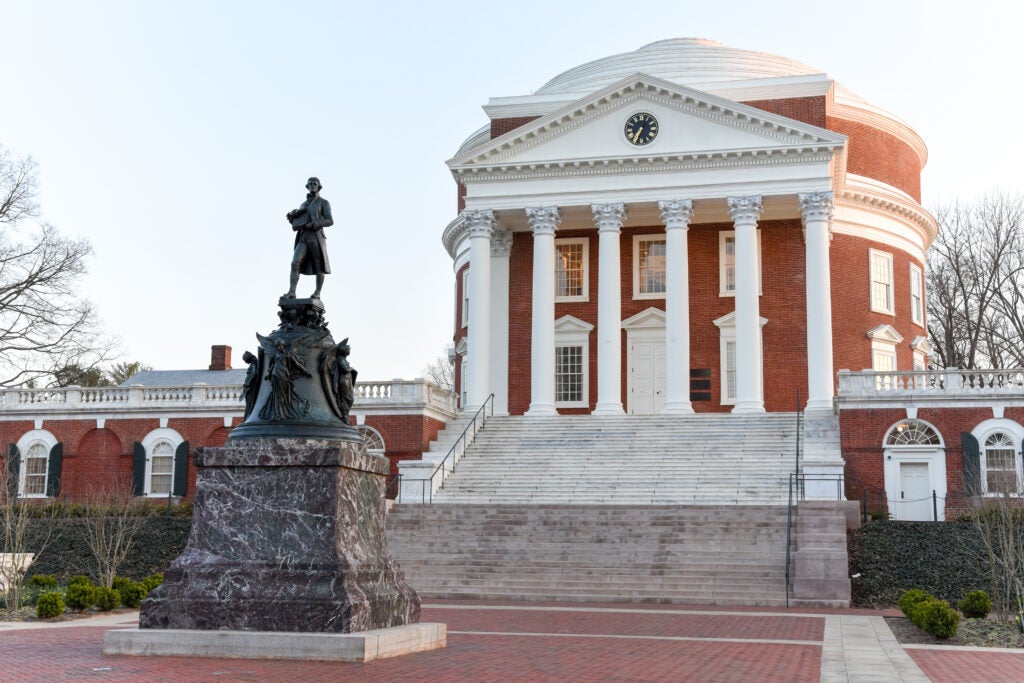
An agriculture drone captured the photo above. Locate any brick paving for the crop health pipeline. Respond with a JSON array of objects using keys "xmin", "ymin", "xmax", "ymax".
[{"xmin": 0, "ymin": 601, "xmax": 1020, "ymax": 682}]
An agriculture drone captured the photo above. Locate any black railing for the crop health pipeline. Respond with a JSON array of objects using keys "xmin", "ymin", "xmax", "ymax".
[
  {"xmin": 785, "ymin": 472, "xmax": 846, "ymax": 607},
  {"xmin": 397, "ymin": 394, "xmax": 494, "ymax": 504},
  {"xmin": 384, "ymin": 473, "xmax": 401, "ymax": 500}
]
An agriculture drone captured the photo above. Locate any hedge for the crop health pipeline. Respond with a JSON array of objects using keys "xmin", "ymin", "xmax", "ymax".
[
  {"xmin": 22, "ymin": 517, "xmax": 191, "ymax": 582},
  {"xmin": 848, "ymin": 520, "xmax": 989, "ymax": 607}
]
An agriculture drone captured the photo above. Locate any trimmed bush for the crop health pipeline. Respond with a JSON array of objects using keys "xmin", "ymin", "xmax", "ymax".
[
  {"xmin": 141, "ymin": 573, "xmax": 164, "ymax": 593},
  {"xmin": 94, "ymin": 586, "xmax": 120, "ymax": 612},
  {"xmin": 111, "ymin": 577, "xmax": 131, "ymax": 593},
  {"xmin": 26, "ymin": 574, "xmax": 58, "ymax": 589},
  {"xmin": 68, "ymin": 575, "xmax": 93, "ymax": 588},
  {"xmin": 35, "ymin": 592, "xmax": 65, "ymax": 619},
  {"xmin": 65, "ymin": 583, "xmax": 95, "ymax": 611},
  {"xmin": 921, "ymin": 600, "xmax": 960, "ymax": 638},
  {"xmin": 898, "ymin": 589, "xmax": 931, "ymax": 615},
  {"xmin": 958, "ymin": 590, "xmax": 993, "ymax": 619},
  {"xmin": 119, "ymin": 581, "xmax": 147, "ymax": 608}
]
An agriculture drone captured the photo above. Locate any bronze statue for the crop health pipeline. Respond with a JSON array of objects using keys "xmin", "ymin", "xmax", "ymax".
[
  {"xmin": 320, "ymin": 338, "xmax": 358, "ymax": 424},
  {"xmin": 257, "ymin": 332, "xmax": 326, "ymax": 421},
  {"xmin": 241, "ymin": 350, "xmax": 262, "ymax": 420},
  {"xmin": 284, "ymin": 177, "xmax": 333, "ymax": 299}
]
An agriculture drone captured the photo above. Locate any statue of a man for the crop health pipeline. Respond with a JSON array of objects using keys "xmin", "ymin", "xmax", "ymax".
[{"xmin": 284, "ymin": 176, "xmax": 333, "ymax": 299}]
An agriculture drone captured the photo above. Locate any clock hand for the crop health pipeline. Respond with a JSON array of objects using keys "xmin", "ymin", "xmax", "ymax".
[{"xmin": 634, "ymin": 128, "xmax": 643, "ymax": 143}]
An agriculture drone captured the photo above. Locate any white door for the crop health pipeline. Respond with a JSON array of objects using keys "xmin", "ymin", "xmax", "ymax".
[
  {"xmin": 897, "ymin": 462, "xmax": 933, "ymax": 521},
  {"xmin": 629, "ymin": 339, "xmax": 665, "ymax": 414}
]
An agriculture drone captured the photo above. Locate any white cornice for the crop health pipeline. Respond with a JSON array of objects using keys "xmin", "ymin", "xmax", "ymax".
[
  {"xmin": 834, "ymin": 174, "xmax": 937, "ymax": 252},
  {"xmin": 450, "ymin": 74, "xmax": 846, "ymax": 174}
]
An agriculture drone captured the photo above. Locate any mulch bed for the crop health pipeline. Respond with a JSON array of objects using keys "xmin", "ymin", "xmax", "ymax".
[{"xmin": 887, "ymin": 616, "xmax": 1024, "ymax": 648}]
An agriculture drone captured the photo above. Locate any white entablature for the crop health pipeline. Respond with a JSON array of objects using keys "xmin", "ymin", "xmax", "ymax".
[{"xmin": 449, "ymin": 75, "xmax": 847, "ymax": 210}]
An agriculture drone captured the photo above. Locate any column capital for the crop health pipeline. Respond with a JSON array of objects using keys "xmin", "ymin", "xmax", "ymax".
[
  {"xmin": 591, "ymin": 203, "xmax": 627, "ymax": 233},
  {"xmin": 491, "ymin": 229, "xmax": 514, "ymax": 257},
  {"xmin": 525, "ymin": 206, "xmax": 562, "ymax": 237},
  {"xmin": 798, "ymin": 191, "xmax": 835, "ymax": 224},
  {"xmin": 726, "ymin": 196, "xmax": 762, "ymax": 225},
  {"xmin": 658, "ymin": 199, "xmax": 694, "ymax": 231},
  {"xmin": 463, "ymin": 209, "xmax": 496, "ymax": 239}
]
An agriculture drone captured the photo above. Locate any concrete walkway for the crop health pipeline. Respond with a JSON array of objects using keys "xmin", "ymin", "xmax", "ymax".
[{"xmin": 0, "ymin": 601, "xmax": 1020, "ymax": 681}]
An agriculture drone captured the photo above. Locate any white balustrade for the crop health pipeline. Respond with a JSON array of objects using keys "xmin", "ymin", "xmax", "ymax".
[{"xmin": 837, "ymin": 368, "xmax": 1024, "ymax": 401}]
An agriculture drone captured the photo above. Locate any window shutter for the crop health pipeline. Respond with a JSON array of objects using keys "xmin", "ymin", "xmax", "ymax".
[
  {"xmin": 173, "ymin": 441, "xmax": 189, "ymax": 497},
  {"xmin": 132, "ymin": 442, "xmax": 146, "ymax": 496},
  {"xmin": 962, "ymin": 432, "xmax": 981, "ymax": 496},
  {"xmin": 7, "ymin": 444, "xmax": 20, "ymax": 498},
  {"xmin": 46, "ymin": 443, "xmax": 63, "ymax": 497}
]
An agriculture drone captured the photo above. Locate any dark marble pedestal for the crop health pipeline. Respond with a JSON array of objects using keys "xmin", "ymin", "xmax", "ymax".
[{"xmin": 139, "ymin": 438, "xmax": 420, "ymax": 633}]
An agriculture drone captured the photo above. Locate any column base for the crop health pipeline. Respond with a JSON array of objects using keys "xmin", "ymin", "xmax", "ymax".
[
  {"xmin": 592, "ymin": 403, "xmax": 625, "ymax": 416},
  {"xmin": 661, "ymin": 401, "xmax": 695, "ymax": 415},
  {"xmin": 525, "ymin": 403, "xmax": 558, "ymax": 416},
  {"xmin": 804, "ymin": 397, "xmax": 835, "ymax": 416},
  {"xmin": 731, "ymin": 401, "xmax": 765, "ymax": 414}
]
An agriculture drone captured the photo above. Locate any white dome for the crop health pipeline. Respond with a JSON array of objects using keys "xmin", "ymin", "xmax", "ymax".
[{"xmin": 536, "ymin": 38, "xmax": 822, "ymax": 95}]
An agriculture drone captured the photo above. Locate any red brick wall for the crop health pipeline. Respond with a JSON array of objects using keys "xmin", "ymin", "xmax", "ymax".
[
  {"xmin": 831, "ymin": 233, "xmax": 926, "ymax": 374},
  {"xmin": 826, "ymin": 116, "xmax": 921, "ymax": 201},
  {"xmin": 363, "ymin": 414, "xmax": 446, "ymax": 477},
  {"xmin": 491, "ymin": 116, "xmax": 540, "ymax": 139},
  {"xmin": 742, "ymin": 96, "xmax": 827, "ymax": 129}
]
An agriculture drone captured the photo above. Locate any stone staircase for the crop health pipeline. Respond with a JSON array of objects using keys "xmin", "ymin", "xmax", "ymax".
[
  {"xmin": 428, "ymin": 414, "xmax": 800, "ymax": 505},
  {"xmin": 387, "ymin": 504, "xmax": 792, "ymax": 605}
]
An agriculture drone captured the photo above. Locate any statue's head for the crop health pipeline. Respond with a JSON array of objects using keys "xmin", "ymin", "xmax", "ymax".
[
  {"xmin": 242, "ymin": 351, "xmax": 257, "ymax": 364},
  {"xmin": 339, "ymin": 338, "xmax": 351, "ymax": 356},
  {"xmin": 306, "ymin": 177, "xmax": 322, "ymax": 193}
]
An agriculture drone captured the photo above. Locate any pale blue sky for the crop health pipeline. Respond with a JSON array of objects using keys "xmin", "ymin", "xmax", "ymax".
[{"xmin": 0, "ymin": 0, "xmax": 1018, "ymax": 379}]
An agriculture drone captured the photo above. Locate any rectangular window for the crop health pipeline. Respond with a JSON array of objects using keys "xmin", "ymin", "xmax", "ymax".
[
  {"xmin": 555, "ymin": 345, "xmax": 584, "ymax": 405},
  {"xmin": 872, "ymin": 348, "xmax": 897, "ymax": 372},
  {"xmin": 461, "ymin": 269, "xmax": 470, "ymax": 328},
  {"xmin": 986, "ymin": 447, "xmax": 1018, "ymax": 494},
  {"xmin": 149, "ymin": 443, "xmax": 174, "ymax": 496},
  {"xmin": 910, "ymin": 264, "xmax": 924, "ymax": 325},
  {"xmin": 555, "ymin": 238, "xmax": 588, "ymax": 302},
  {"xmin": 870, "ymin": 250, "xmax": 894, "ymax": 314},
  {"xmin": 23, "ymin": 444, "xmax": 48, "ymax": 496},
  {"xmin": 633, "ymin": 235, "xmax": 666, "ymax": 299},
  {"xmin": 719, "ymin": 231, "xmax": 762, "ymax": 297},
  {"xmin": 724, "ymin": 339, "xmax": 737, "ymax": 403}
]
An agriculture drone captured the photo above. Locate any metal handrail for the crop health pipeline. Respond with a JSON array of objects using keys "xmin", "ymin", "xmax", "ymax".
[
  {"xmin": 384, "ymin": 473, "xmax": 401, "ymax": 500},
  {"xmin": 400, "ymin": 394, "xmax": 494, "ymax": 503}
]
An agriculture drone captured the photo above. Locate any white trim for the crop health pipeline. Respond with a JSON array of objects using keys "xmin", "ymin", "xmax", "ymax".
[
  {"xmin": 554, "ymin": 237, "xmax": 589, "ymax": 302},
  {"xmin": 460, "ymin": 269, "xmax": 470, "ymax": 329},
  {"xmin": 355, "ymin": 424, "xmax": 386, "ymax": 455},
  {"xmin": 971, "ymin": 419, "xmax": 1024, "ymax": 496},
  {"xmin": 140, "ymin": 428, "xmax": 184, "ymax": 498},
  {"xmin": 718, "ymin": 230, "xmax": 762, "ymax": 297},
  {"xmin": 15, "ymin": 429, "xmax": 58, "ymax": 498},
  {"xmin": 869, "ymin": 249, "xmax": 894, "ymax": 315},
  {"xmin": 553, "ymin": 315, "xmax": 593, "ymax": 408},
  {"xmin": 713, "ymin": 312, "xmax": 767, "ymax": 406},
  {"xmin": 632, "ymin": 234, "xmax": 667, "ymax": 300},
  {"xmin": 910, "ymin": 263, "xmax": 924, "ymax": 326}
]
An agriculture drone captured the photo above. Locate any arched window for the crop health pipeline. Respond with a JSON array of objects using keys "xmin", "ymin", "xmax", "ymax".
[
  {"xmin": 13, "ymin": 429, "xmax": 61, "ymax": 498},
  {"xmin": 885, "ymin": 420, "xmax": 941, "ymax": 446},
  {"xmin": 983, "ymin": 432, "xmax": 1020, "ymax": 494},
  {"xmin": 357, "ymin": 425, "xmax": 385, "ymax": 455},
  {"xmin": 136, "ymin": 428, "xmax": 188, "ymax": 497}
]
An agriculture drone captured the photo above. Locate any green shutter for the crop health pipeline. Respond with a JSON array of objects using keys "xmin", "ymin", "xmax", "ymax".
[
  {"xmin": 173, "ymin": 441, "xmax": 189, "ymax": 497},
  {"xmin": 962, "ymin": 432, "xmax": 981, "ymax": 496},
  {"xmin": 46, "ymin": 443, "xmax": 63, "ymax": 497},
  {"xmin": 132, "ymin": 442, "xmax": 146, "ymax": 496},
  {"xmin": 7, "ymin": 444, "xmax": 20, "ymax": 499}
]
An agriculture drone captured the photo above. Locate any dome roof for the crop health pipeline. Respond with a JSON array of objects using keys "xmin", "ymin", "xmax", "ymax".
[{"xmin": 536, "ymin": 38, "xmax": 822, "ymax": 95}]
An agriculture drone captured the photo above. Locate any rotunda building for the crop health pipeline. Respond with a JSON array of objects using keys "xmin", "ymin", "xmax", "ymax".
[{"xmin": 444, "ymin": 38, "xmax": 935, "ymax": 417}]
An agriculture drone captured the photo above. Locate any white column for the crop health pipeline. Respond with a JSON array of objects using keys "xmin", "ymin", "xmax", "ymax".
[
  {"xmin": 490, "ymin": 229, "xmax": 513, "ymax": 416},
  {"xmin": 727, "ymin": 196, "xmax": 765, "ymax": 413},
  {"xmin": 464, "ymin": 209, "xmax": 494, "ymax": 411},
  {"xmin": 659, "ymin": 199, "xmax": 694, "ymax": 414},
  {"xmin": 592, "ymin": 203, "xmax": 627, "ymax": 415},
  {"xmin": 800, "ymin": 191, "xmax": 836, "ymax": 415},
  {"xmin": 526, "ymin": 207, "xmax": 561, "ymax": 416}
]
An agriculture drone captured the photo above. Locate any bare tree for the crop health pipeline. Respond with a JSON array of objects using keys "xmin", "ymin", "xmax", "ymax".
[
  {"xmin": 422, "ymin": 350, "xmax": 455, "ymax": 392},
  {"xmin": 927, "ymin": 194, "xmax": 1024, "ymax": 369},
  {"xmin": 0, "ymin": 456, "xmax": 61, "ymax": 618},
  {"xmin": 81, "ymin": 477, "xmax": 149, "ymax": 588},
  {"xmin": 968, "ymin": 495, "xmax": 1024, "ymax": 623},
  {"xmin": 0, "ymin": 145, "xmax": 112, "ymax": 387}
]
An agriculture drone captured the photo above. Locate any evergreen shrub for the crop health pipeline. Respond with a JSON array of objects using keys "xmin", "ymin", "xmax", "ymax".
[
  {"xmin": 119, "ymin": 581, "xmax": 147, "ymax": 608},
  {"xmin": 141, "ymin": 573, "xmax": 164, "ymax": 593},
  {"xmin": 25, "ymin": 575, "xmax": 57, "ymax": 589},
  {"xmin": 68, "ymin": 575, "xmax": 93, "ymax": 588},
  {"xmin": 35, "ymin": 592, "xmax": 65, "ymax": 619},
  {"xmin": 958, "ymin": 590, "xmax": 992, "ymax": 619},
  {"xmin": 65, "ymin": 583, "xmax": 95, "ymax": 611},
  {"xmin": 94, "ymin": 586, "xmax": 120, "ymax": 612},
  {"xmin": 921, "ymin": 600, "xmax": 960, "ymax": 638}
]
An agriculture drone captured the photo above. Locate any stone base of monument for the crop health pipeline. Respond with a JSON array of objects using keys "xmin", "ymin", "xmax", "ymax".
[
  {"xmin": 110, "ymin": 437, "xmax": 444, "ymax": 660},
  {"xmin": 102, "ymin": 623, "xmax": 446, "ymax": 662}
]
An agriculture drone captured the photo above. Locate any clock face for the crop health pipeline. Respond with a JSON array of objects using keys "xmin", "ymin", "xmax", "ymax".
[{"xmin": 624, "ymin": 112, "xmax": 659, "ymax": 146}]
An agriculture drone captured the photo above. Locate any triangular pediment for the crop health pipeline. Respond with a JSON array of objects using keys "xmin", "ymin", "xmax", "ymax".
[
  {"xmin": 622, "ymin": 307, "xmax": 666, "ymax": 330},
  {"xmin": 449, "ymin": 74, "xmax": 846, "ymax": 180},
  {"xmin": 554, "ymin": 315, "xmax": 594, "ymax": 334}
]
